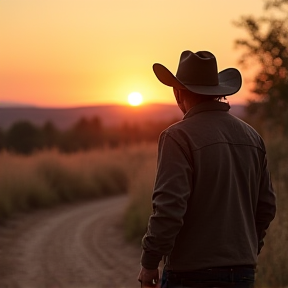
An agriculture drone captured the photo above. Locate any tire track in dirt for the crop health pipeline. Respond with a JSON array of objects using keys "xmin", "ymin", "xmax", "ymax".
[{"xmin": 0, "ymin": 195, "xmax": 141, "ymax": 288}]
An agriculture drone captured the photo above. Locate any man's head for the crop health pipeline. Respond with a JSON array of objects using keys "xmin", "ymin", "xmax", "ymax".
[
  {"xmin": 152, "ymin": 50, "xmax": 242, "ymax": 112},
  {"xmin": 173, "ymin": 88, "xmax": 217, "ymax": 114}
]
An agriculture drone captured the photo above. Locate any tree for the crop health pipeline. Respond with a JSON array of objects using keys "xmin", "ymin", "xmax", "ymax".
[
  {"xmin": 234, "ymin": 0, "xmax": 288, "ymax": 134},
  {"xmin": 41, "ymin": 121, "xmax": 59, "ymax": 149},
  {"xmin": 0, "ymin": 128, "xmax": 5, "ymax": 151},
  {"xmin": 6, "ymin": 121, "xmax": 43, "ymax": 154},
  {"xmin": 59, "ymin": 116, "xmax": 103, "ymax": 152}
]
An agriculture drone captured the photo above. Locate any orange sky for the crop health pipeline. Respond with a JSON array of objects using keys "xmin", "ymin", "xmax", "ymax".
[{"xmin": 0, "ymin": 0, "xmax": 265, "ymax": 107}]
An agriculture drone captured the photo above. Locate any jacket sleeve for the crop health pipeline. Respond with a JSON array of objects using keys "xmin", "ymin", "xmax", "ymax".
[
  {"xmin": 141, "ymin": 131, "xmax": 193, "ymax": 269},
  {"xmin": 255, "ymin": 154, "xmax": 276, "ymax": 254}
]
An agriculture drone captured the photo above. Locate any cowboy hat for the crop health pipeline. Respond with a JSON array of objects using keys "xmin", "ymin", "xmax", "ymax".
[{"xmin": 153, "ymin": 50, "xmax": 242, "ymax": 96}]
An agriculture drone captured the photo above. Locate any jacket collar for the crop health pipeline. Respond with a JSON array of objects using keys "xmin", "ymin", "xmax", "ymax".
[{"xmin": 183, "ymin": 101, "xmax": 230, "ymax": 120}]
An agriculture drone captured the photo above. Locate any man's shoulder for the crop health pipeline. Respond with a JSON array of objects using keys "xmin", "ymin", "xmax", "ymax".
[
  {"xmin": 161, "ymin": 120, "xmax": 186, "ymax": 136},
  {"xmin": 231, "ymin": 114, "xmax": 264, "ymax": 140},
  {"xmin": 159, "ymin": 120, "xmax": 193, "ymax": 147}
]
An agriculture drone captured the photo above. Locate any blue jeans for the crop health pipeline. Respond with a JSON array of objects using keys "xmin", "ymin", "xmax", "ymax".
[{"xmin": 161, "ymin": 267, "xmax": 255, "ymax": 288}]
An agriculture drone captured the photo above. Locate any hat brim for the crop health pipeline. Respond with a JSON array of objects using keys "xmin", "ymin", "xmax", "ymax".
[{"xmin": 153, "ymin": 63, "xmax": 242, "ymax": 96}]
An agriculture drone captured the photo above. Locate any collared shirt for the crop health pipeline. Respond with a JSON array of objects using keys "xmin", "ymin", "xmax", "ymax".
[{"xmin": 141, "ymin": 101, "xmax": 276, "ymax": 271}]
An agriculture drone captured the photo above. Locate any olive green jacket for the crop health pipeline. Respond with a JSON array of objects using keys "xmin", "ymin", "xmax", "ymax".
[{"xmin": 141, "ymin": 101, "xmax": 276, "ymax": 270}]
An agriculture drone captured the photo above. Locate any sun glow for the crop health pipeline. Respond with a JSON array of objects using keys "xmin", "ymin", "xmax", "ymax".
[{"xmin": 127, "ymin": 92, "xmax": 143, "ymax": 106}]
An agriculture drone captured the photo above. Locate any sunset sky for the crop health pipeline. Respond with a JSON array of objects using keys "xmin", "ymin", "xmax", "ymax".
[{"xmin": 0, "ymin": 0, "xmax": 265, "ymax": 107}]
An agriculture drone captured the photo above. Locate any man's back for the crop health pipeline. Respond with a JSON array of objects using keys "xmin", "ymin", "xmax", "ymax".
[
  {"xmin": 146, "ymin": 101, "xmax": 275, "ymax": 271},
  {"xmin": 164, "ymin": 101, "xmax": 269, "ymax": 269}
]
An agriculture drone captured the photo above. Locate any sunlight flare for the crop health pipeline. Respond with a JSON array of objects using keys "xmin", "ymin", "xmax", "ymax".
[{"xmin": 127, "ymin": 92, "xmax": 143, "ymax": 106}]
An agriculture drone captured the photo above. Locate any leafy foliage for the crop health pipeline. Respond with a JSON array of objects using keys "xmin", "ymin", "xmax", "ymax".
[
  {"xmin": 6, "ymin": 121, "xmax": 43, "ymax": 154},
  {"xmin": 234, "ymin": 0, "xmax": 288, "ymax": 135}
]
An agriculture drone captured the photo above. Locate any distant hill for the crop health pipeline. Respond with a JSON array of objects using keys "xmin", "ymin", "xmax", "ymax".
[{"xmin": 0, "ymin": 104, "xmax": 246, "ymax": 130}]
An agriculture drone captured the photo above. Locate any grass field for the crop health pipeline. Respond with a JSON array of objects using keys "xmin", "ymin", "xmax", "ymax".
[{"xmin": 0, "ymin": 145, "xmax": 154, "ymax": 221}]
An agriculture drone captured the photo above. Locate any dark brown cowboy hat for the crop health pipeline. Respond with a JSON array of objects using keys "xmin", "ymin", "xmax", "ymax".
[{"xmin": 153, "ymin": 50, "xmax": 242, "ymax": 96}]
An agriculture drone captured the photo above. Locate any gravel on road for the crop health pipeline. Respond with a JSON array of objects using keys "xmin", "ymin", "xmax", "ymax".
[{"xmin": 0, "ymin": 195, "xmax": 142, "ymax": 288}]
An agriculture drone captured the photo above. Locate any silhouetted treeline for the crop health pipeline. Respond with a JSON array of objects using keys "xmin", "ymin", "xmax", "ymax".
[{"xmin": 0, "ymin": 116, "xmax": 178, "ymax": 154}]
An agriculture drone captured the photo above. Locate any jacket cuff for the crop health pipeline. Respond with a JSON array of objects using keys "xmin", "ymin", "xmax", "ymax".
[{"xmin": 141, "ymin": 250, "xmax": 162, "ymax": 270}]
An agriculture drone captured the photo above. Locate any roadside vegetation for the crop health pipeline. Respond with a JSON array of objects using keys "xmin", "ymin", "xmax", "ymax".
[{"xmin": 0, "ymin": 145, "xmax": 154, "ymax": 222}]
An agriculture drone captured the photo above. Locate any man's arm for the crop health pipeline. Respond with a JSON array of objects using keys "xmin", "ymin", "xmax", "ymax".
[
  {"xmin": 255, "ymin": 154, "xmax": 276, "ymax": 254},
  {"xmin": 141, "ymin": 130, "xmax": 193, "ymax": 269}
]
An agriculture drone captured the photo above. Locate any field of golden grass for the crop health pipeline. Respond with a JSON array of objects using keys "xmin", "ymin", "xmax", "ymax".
[{"xmin": 0, "ymin": 145, "xmax": 155, "ymax": 221}]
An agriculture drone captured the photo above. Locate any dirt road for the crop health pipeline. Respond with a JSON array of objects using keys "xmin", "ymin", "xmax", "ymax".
[{"xmin": 0, "ymin": 195, "xmax": 141, "ymax": 288}]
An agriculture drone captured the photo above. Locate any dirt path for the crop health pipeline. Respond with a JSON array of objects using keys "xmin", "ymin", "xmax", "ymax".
[{"xmin": 0, "ymin": 195, "xmax": 141, "ymax": 288}]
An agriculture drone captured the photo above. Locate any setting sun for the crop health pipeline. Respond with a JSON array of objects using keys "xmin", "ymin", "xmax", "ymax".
[{"xmin": 127, "ymin": 92, "xmax": 143, "ymax": 106}]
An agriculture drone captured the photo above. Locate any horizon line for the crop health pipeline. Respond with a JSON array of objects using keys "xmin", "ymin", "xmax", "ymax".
[{"xmin": 1, "ymin": 101, "xmax": 246, "ymax": 109}]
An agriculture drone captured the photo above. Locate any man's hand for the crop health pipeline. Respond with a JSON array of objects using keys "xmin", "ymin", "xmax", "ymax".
[{"xmin": 138, "ymin": 266, "xmax": 160, "ymax": 288}]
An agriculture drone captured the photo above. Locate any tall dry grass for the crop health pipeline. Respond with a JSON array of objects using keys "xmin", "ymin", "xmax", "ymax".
[
  {"xmin": 123, "ymin": 147, "xmax": 157, "ymax": 242},
  {"xmin": 254, "ymin": 138, "xmax": 288, "ymax": 287},
  {"xmin": 124, "ymin": 139, "xmax": 288, "ymax": 287},
  {"xmin": 0, "ymin": 146, "xmax": 148, "ymax": 221}
]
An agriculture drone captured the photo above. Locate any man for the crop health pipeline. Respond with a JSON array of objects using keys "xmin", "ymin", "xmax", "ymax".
[{"xmin": 138, "ymin": 50, "xmax": 276, "ymax": 288}]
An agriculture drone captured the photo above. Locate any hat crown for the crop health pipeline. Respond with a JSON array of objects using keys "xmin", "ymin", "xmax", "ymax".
[
  {"xmin": 176, "ymin": 50, "xmax": 219, "ymax": 86},
  {"xmin": 152, "ymin": 49, "xmax": 241, "ymax": 96}
]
